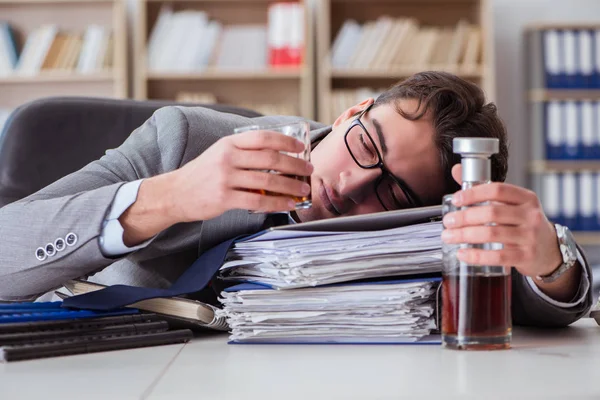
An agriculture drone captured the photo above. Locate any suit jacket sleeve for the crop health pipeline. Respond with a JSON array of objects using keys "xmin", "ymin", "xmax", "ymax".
[
  {"xmin": 0, "ymin": 106, "xmax": 213, "ymax": 301},
  {"xmin": 512, "ymin": 245, "xmax": 593, "ymax": 327}
]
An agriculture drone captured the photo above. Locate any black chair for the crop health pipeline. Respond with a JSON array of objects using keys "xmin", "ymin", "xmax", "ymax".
[{"xmin": 0, "ymin": 97, "xmax": 262, "ymax": 207}]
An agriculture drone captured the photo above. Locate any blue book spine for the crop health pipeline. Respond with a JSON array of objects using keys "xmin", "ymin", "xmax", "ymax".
[
  {"xmin": 594, "ymin": 30, "xmax": 600, "ymax": 88},
  {"xmin": 543, "ymin": 30, "xmax": 563, "ymax": 88},
  {"xmin": 542, "ymin": 173, "xmax": 562, "ymax": 225},
  {"xmin": 0, "ymin": 22, "xmax": 18, "ymax": 69},
  {"xmin": 595, "ymin": 102, "xmax": 600, "ymax": 159},
  {"xmin": 578, "ymin": 29, "xmax": 595, "ymax": 88},
  {"xmin": 0, "ymin": 308, "xmax": 139, "ymax": 323},
  {"xmin": 563, "ymin": 101, "xmax": 579, "ymax": 159},
  {"xmin": 580, "ymin": 101, "xmax": 595, "ymax": 159},
  {"xmin": 596, "ymin": 173, "xmax": 600, "ymax": 230},
  {"xmin": 563, "ymin": 29, "xmax": 578, "ymax": 88},
  {"xmin": 545, "ymin": 101, "xmax": 564, "ymax": 159},
  {"xmin": 561, "ymin": 172, "xmax": 578, "ymax": 230},
  {"xmin": 578, "ymin": 171, "xmax": 596, "ymax": 231}
]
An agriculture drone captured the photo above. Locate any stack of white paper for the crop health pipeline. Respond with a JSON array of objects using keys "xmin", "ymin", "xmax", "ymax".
[
  {"xmin": 218, "ymin": 279, "xmax": 439, "ymax": 343},
  {"xmin": 219, "ymin": 222, "xmax": 443, "ymax": 289}
]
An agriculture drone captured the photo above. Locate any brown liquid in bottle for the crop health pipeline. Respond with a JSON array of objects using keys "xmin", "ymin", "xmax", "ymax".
[{"xmin": 441, "ymin": 273, "xmax": 512, "ymax": 350}]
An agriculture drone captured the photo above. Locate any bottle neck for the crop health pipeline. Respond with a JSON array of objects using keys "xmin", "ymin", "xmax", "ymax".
[
  {"xmin": 461, "ymin": 157, "xmax": 491, "ymax": 185},
  {"xmin": 461, "ymin": 180, "xmax": 491, "ymax": 190}
]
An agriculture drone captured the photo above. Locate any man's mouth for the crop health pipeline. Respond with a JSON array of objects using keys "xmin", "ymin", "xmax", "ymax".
[{"xmin": 319, "ymin": 182, "xmax": 344, "ymax": 216}]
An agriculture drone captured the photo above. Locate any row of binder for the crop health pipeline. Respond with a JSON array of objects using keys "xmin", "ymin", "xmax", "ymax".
[
  {"xmin": 545, "ymin": 101, "xmax": 600, "ymax": 160},
  {"xmin": 542, "ymin": 29, "xmax": 600, "ymax": 89},
  {"xmin": 540, "ymin": 171, "xmax": 600, "ymax": 231}
]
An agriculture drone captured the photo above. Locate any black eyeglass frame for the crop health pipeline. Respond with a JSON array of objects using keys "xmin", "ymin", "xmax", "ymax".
[{"xmin": 343, "ymin": 104, "xmax": 423, "ymax": 210}]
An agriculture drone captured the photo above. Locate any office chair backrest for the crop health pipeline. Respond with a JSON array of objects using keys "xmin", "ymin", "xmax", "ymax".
[{"xmin": 0, "ymin": 97, "xmax": 262, "ymax": 208}]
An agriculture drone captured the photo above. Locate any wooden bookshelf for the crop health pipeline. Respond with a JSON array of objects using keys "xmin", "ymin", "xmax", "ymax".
[
  {"xmin": 134, "ymin": 0, "xmax": 315, "ymax": 119},
  {"xmin": 572, "ymin": 232, "xmax": 600, "ymax": 247},
  {"xmin": 0, "ymin": 0, "xmax": 128, "ymax": 109},
  {"xmin": 530, "ymin": 160, "xmax": 600, "ymax": 174},
  {"xmin": 529, "ymin": 89, "xmax": 600, "ymax": 102},
  {"xmin": 316, "ymin": 0, "xmax": 495, "ymax": 123}
]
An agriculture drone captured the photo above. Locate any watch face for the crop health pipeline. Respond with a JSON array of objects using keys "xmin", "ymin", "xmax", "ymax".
[{"xmin": 561, "ymin": 226, "xmax": 578, "ymax": 264}]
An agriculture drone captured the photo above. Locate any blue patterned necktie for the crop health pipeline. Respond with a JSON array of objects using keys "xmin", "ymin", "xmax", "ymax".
[{"xmin": 62, "ymin": 213, "xmax": 292, "ymax": 310}]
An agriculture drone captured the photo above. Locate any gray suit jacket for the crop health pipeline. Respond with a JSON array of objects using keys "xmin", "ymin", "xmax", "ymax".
[{"xmin": 0, "ymin": 106, "xmax": 593, "ymax": 327}]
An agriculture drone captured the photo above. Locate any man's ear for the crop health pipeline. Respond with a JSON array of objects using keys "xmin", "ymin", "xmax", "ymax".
[
  {"xmin": 451, "ymin": 164, "xmax": 462, "ymax": 186},
  {"xmin": 332, "ymin": 98, "xmax": 374, "ymax": 129}
]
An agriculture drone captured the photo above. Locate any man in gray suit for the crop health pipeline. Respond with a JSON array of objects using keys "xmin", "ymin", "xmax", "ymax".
[{"xmin": 0, "ymin": 72, "xmax": 592, "ymax": 327}]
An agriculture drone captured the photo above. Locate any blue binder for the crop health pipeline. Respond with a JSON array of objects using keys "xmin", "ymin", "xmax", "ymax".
[
  {"xmin": 578, "ymin": 172, "xmax": 596, "ymax": 231},
  {"xmin": 545, "ymin": 101, "xmax": 565, "ymax": 159},
  {"xmin": 0, "ymin": 301, "xmax": 139, "ymax": 323},
  {"xmin": 543, "ymin": 29, "xmax": 563, "ymax": 88}
]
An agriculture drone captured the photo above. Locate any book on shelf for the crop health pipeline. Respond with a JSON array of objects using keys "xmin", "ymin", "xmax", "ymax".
[
  {"xmin": 63, "ymin": 279, "xmax": 228, "ymax": 331},
  {"xmin": 533, "ymin": 100, "xmax": 600, "ymax": 161},
  {"xmin": 535, "ymin": 171, "xmax": 600, "ymax": 232},
  {"xmin": 0, "ymin": 23, "xmax": 18, "ymax": 76},
  {"xmin": 268, "ymin": 2, "xmax": 304, "ymax": 67},
  {"xmin": 147, "ymin": 2, "xmax": 304, "ymax": 73},
  {"xmin": 0, "ymin": 23, "xmax": 113, "ymax": 77},
  {"xmin": 175, "ymin": 91, "xmax": 298, "ymax": 116},
  {"xmin": 330, "ymin": 17, "xmax": 481, "ymax": 74},
  {"xmin": 526, "ymin": 27, "xmax": 600, "ymax": 89},
  {"xmin": 0, "ymin": 108, "xmax": 11, "ymax": 133},
  {"xmin": 328, "ymin": 87, "xmax": 385, "ymax": 123}
]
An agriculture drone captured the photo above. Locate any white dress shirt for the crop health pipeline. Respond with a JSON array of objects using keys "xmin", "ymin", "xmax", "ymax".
[
  {"xmin": 99, "ymin": 180, "xmax": 152, "ymax": 256},
  {"xmin": 99, "ymin": 181, "xmax": 589, "ymax": 308}
]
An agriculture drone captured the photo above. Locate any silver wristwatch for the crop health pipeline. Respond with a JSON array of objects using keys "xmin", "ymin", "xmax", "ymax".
[{"xmin": 535, "ymin": 224, "xmax": 578, "ymax": 283}]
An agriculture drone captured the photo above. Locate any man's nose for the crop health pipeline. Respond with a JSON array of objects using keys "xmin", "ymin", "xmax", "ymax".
[{"xmin": 338, "ymin": 168, "xmax": 381, "ymax": 204}]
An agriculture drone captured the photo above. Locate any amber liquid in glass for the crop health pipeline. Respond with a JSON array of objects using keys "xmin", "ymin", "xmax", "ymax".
[
  {"xmin": 249, "ymin": 175, "xmax": 311, "ymax": 206},
  {"xmin": 442, "ymin": 273, "xmax": 512, "ymax": 350}
]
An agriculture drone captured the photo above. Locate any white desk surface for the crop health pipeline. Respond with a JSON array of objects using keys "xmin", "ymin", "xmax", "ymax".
[{"xmin": 1, "ymin": 319, "xmax": 599, "ymax": 400}]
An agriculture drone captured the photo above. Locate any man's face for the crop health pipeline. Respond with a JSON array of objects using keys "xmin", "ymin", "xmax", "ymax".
[{"xmin": 295, "ymin": 99, "xmax": 444, "ymax": 222}]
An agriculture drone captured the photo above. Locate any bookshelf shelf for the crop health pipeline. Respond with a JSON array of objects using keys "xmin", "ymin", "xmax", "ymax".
[
  {"xmin": 529, "ymin": 89, "xmax": 600, "ymax": 102},
  {"xmin": 0, "ymin": 72, "xmax": 115, "ymax": 84},
  {"xmin": 330, "ymin": 67, "xmax": 484, "ymax": 79},
  {"xmin": 329, "ymin": 0, "xmax": 481, "ymax": 3},
  {"xmin": 530, "ymin": 161, "xmax": 600, "ymax": 174},
  {"xmin": 0, "ymin": 0, "xmax": 128, "ymax": 109},
  {"xmin": 572, "ymin": 232, "xmax": 600, "ymax": 247},
  {"xmin": 0, "ymin": 0, "xmax": 115, "ymax": 3},
  {"xmin": 316, "ymin": 0, "xmax": 494, "ymax": 123},
  {"xmin": 146, "ymin": 69, "xmax": 304, "ymax": 81},
  {"xmin": 135, "ymin": 0, "xmax": 314, "ymax": 119}
]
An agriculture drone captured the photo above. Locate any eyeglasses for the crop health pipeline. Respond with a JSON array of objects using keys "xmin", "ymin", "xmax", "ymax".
[{"xmin": 343, "ymin": 104, "xmax": 422, "ymax": 211}]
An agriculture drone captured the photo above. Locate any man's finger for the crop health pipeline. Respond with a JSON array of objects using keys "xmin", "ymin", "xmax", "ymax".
[
  {"xmin": 456, "ymin": 248, "xmax": 524, "ymax": 269},
  {"xmin": 441, "ymin": 225, "xmax": 527, "ymax": 245},
  {"xmin": 232, "ymin": 130, "xmax": 305, "ymax": 153},
  {"xmin": 443, "ymin": 204, "xmax": 526, "ymax": 228},
  {"xmin": 452, "ymin": 182, "xmax": 538, "ymax": 207}
]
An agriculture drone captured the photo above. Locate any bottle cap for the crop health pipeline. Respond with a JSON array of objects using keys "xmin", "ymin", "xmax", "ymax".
[{"xmin": 453, "ymin": 138, "xmax": 499, "ymax": 156}]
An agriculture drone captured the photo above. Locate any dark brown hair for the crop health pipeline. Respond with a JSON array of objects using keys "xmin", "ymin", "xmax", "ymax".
[{"xmin": 373, "ymin": 71, "xmax": 509, "ymax": 195}]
